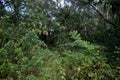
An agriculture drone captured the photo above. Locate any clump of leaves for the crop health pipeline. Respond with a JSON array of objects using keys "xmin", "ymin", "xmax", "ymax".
[
  {"xmin": 57, "ymin": 30, "xmax": 114, "ymax": 80},
  {"xmin": 0, "ymin": 30, "xmax": 50, "ymax": 79}
]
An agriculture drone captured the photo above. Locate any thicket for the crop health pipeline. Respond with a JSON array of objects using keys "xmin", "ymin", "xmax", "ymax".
[
  {"xmin": 0, "ymin": 25, "xmax": 114, "ymax": 80},
  {"xmin": 0, "ymin": 0, "xmax": 120, "ymax": 80}
]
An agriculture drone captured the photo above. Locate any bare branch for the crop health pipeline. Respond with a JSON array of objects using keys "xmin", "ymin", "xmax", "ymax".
[
  {"xmin": 77, "ymin": 0, "xmax": 115, "ymax": 26},
  {"xmin": 90, "ymin": 4, "xmax": 115, "ymax": 26}
]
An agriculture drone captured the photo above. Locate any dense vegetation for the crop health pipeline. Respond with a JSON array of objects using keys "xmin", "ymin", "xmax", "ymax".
[{"xmin": 0, "ymin": 0, "xmax": 120, "ymax": 80}]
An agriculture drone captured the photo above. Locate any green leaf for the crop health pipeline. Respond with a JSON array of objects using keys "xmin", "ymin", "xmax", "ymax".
[{"xmin": 88, "ymin": 72, "xmax": 94, "ymax": 77}]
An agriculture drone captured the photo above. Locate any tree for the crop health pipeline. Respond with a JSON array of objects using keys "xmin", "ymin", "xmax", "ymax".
[{"xmin": 0, "ymin": 0, "xmax": 120, "ymax": 79}]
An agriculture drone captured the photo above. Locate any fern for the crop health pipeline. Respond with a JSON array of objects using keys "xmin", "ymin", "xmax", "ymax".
[{"xmin": 67, "ymin": 30, "xmax": 96, "ymax": 50}]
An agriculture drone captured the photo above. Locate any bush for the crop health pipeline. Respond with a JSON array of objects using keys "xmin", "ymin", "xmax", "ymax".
[
  {"xmin": 56, "ymin": 31, "xmax": 114, "ymax": 80},
  {"xmin": 0, "ymin": 28, "xmax": 115, "ymax": 80}
]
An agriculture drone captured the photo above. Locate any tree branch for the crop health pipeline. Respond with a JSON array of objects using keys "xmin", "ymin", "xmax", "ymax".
[
  {"xmin": 73, "ymin": 0, "xmax": 115, "ymax": 26},
  {"xmin": 90, "ymin": 4, "xmax": 115, "ymax": 26}
]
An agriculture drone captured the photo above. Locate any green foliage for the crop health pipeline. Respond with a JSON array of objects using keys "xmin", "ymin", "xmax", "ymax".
[
  {"xmin": 0, "ymin": 26, "xmax": 114, "ymax": 80},
  {"xmin": 69, "ymin": 30, "xmax": 96, "ymax": 50},
  {"xmin": 0, "ymin": 0, "xmax": 120, "ymax": 80},
  {"xmin": 57, "ymin": 30, "xmax": 113, "ymax": 80}
]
